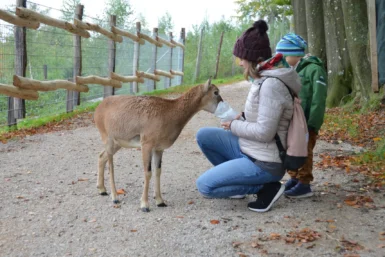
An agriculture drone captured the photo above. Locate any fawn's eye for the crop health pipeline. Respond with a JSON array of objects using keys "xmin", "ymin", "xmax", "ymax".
[{"xmin": 214, "ymin": 91, "xmax": 219, "ymax": 95}]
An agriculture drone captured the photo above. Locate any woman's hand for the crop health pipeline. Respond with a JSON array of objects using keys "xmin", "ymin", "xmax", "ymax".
[
  {"xmin": 221, "ymin": 121, "xmax": 231, "ymax": 130},
  {"xmin": 235, "ymin": 112, "xmax": 244, "ymax": 120}
]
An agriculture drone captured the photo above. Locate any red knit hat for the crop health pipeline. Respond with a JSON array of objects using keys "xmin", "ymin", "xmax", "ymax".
[{"xmin": 233, "ymin": 20, "xmax": 272, "ymax": 62}]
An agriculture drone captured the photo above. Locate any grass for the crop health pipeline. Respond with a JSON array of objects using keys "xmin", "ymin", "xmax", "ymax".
[{"xmin": 319, "ymin": 99, "xmax": 385, "ymax": 185}]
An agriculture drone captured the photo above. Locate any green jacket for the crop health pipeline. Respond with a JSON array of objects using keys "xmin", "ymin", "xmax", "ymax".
[{"xmin": 296, "ymin": 56, "xmax": 328, "ymax": 133}]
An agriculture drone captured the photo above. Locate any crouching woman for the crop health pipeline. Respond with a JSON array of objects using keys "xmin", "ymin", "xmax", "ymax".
[{"xmin": 195, "ymin": 20, "xmax": 302, "ymax": 212}]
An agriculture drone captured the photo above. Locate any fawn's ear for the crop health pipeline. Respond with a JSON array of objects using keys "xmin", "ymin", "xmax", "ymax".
[{"xmin": 203, "ymin": 76, "xmax": 212, "ymax": 93}]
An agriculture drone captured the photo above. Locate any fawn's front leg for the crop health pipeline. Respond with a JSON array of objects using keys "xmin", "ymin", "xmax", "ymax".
[{"xmin": 140, "ymin": 145, "xmax": 152, "ymax": 212}]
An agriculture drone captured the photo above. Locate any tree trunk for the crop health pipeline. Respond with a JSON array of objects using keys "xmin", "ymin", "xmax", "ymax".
[
  {"xmin": 323, "ymin": 0, "xmax": 353, "ymax": 107},
  {"xmin": 305, "ymin": 0, "xmax": 327, "ymax": 65},
  {"xmin": 341, "ymin": 0, "xmax": 371, "ymax": 104},
  {"xmin": 291, "ymin": 0, "xmax": 308, "ymax": 43}
]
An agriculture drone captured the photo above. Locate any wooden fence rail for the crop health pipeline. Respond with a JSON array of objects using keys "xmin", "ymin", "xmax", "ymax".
[{"xmin": 0, "ymin": 1, "xmax": 185, "ymax": 127}]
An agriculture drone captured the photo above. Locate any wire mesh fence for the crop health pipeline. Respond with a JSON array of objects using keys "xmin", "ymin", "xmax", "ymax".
[
  {"xmin": 0, "ymin": 3, "xmax": 186, "ymax": 130},
  {"xmin": 0, "ymin": 23, "xmax": 16, "ymax": 126}
]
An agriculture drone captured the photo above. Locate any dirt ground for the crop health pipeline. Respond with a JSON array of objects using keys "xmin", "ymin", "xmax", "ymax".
[{"xmin": 1, "ymin": 81, "xmax": 385, "ymax": 257}]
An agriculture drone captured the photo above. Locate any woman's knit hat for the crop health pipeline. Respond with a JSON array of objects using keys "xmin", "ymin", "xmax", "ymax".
[
  {"xmin": 233, "ymin": 20, "xmax": 272, "ymax": 62},
  {"xmin": 276, "ymin": 33, "xmax": 308, "ymax": 56}
]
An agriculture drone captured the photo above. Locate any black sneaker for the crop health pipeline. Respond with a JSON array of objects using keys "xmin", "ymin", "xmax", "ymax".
[
  {"xmin": 247, "ymin": 182, "xmax": 285, "ymax": 213},
  {"xmin": 284, "ymin": 178, "xmax": 298, "ymax": 191}
]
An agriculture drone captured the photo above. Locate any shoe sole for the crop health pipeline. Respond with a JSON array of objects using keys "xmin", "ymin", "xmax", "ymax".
[
  {"xmin": 248, "ymin": 185, "xmax": 285, "ymax": 213},
  {"xmin": 284, "ymin": 192, "xmax": 314, "ymax": 199},
  {"xmin": 229, "ymin": 195, "xmax": 246, "ymax": 199}
]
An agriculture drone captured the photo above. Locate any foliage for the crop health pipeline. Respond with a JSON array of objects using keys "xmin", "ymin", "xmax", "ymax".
[
  {"xmin": 61, "ymin": 0, "xmax": 81, "ymax": 21},
  {"xmin": 183, "ymin": 17, "xmax": 248, "ymax": 84},
  {"xmin": 234, "ymin": 0, "xmax": 292, "ymax": 22},
  {"xmin": 318, "ymin": 104, "xmax": 385, "ymax": 186},
  {"xmin": 157, "ymin": 12, "xmax": 174, "ymax": 34},
  {"xmin": 103, "ymin": 0, "xmax": 134, "ymax": 29}
]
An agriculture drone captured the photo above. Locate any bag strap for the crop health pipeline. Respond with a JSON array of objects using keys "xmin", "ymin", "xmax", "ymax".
[{"xmin": 259, "ymin": 76, "xmax": 295, "ymax": 154}]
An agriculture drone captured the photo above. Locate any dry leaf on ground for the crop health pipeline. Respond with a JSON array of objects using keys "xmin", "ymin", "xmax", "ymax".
[{"xmin": 117, "ymin": 189, "xmax": 125, "ymax": 195}]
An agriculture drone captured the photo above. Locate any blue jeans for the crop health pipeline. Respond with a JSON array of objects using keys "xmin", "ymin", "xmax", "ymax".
[{"xmin": 196, "ymin": 127, "xmax": 283, "ymax": 198}]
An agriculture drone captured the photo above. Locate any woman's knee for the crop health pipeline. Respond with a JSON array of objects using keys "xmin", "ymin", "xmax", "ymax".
[
  {"xmin": 196, "ymin": 127, "xmax": 213, "ymax": 144},
  {"xmin": 196, "ymin": 175, "xmax": 212, "ymax": 196}
]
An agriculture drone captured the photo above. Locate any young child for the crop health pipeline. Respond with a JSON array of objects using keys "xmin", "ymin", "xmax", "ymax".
[{"xmin": 275, "ymin": 33, "xmax": 328, "ymax": 198}]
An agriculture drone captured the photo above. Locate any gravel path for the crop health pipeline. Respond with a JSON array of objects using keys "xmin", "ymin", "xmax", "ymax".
[{"xmin": 1, "ymin": 81, "xmax": 384, "ymax": 257}]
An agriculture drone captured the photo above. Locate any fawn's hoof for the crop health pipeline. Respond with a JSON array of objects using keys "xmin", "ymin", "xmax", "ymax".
[
  {"xmin": 100, "ymin": 192, "xmax": 108, "ymax": 196},
  {"xmin": 113, "ymin": 199, "xmax": 120, "ymax": 204},
  {"xmin": 157, "ymin": 203, "xmax": 167, "ymax": 207},
  {"xmin": 141, "ymin": 207, "xmax": 150, "ymax": 212}
]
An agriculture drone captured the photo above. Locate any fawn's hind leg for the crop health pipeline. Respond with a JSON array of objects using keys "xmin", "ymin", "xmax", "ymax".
[
  {"xmin": 153, "ymin": 150, "xmax": 166, "ymax": 207},
  {"xmin": 97, "ymin": 150, "xmax": 109, "ymax": 195}
]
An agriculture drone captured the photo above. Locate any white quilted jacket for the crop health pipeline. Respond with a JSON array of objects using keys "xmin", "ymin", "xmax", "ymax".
[{"xmin": 230, "ymin": 67, "xmax": 301, "ymax": 163}]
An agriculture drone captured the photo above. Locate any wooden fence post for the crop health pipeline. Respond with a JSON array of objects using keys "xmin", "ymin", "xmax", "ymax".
[
  {"xmin": 66, "ymin": 77, "xmax": 74, "ymax": 112},
  {"xmin": 147, "ymin": 27, "xmax": 158, "ymax": 92},
  {"xmin": 132, "ymin": 21, "xmax": 141, "ymax": 94},
  {"xmin": 194, "ymin": 28, "xmax": 203, "ymax": 83},
  {"xmin": 9, "ymin": 0, "xmax": 27, "ymax": 126},
  {"xmin": 43, "ymin": 64, "xmax": 47, "ymax": 79},
  {"xmin": 73, "ymin": 4, "xmax": 83, "ymax": 105},
  {"xmin": 177, "ymin": 28, "xmax": 185, "ymax": 85},
  {"xmin": 164, "ymin": 32, "xmax": 173, "ymax": 88},
  {"xmin": 214, "ymin": 31, "xmax": 224, "ymax": 79},
  {"xmin": 104, "ymin": 14, "xmax": 116, "ymax": 98},
  {"xmin": 232, "ymin": 36, "xmax": 239, "ymax": 76}
]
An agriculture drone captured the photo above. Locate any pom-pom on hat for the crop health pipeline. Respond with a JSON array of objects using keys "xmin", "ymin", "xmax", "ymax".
[
  {"xmin": 233, "ymin": 20, "xmax": 272, "ymax": 62},
  {"xmin": 276, "ymin": 33, "xmax": 308, "ymax": 57}
]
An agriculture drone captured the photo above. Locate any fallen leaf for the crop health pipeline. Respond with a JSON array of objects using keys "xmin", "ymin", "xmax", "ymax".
[
  {"xmin": 117, "ymin": 189, "xmax": 125, "ymax": 195},
  {"xmin": 130, "ymin": 229, "xmax": 137, "ymax": 232},
  {"xmin": 269, "ymin": 233, "xmax": 281, "ymax": 240},
  {"xmin": 377, "ymin": 244, "xmax": 385, "ymax": 248},
  {"xmin": 260, "ymin": 249, "xmax": 268, "ymax": 255},
  {"xmin": 188, "ymin": 200, "xmax": 194, "ymax": 204},
  {"xmin": 340, "ymin": 237, "xmax": 364, "ymax": 251},
  {"xmin": 380, "ymin": 232, "xmax": 385, "ymax": 236},
  {"xmin": 78, "ymin": 178, "xmax": 89, "ymax": 182},
  {"xmin": 210, "ymin": 220, "xmax": 220, "ymax": 224},
  {"xmin": 88, "ymin": 219, "xmax": 96, "ymax": 223},
  {"xmin": 373, "ymin": 137, "xmax": 382, "ymax": 142},
  {"xmin": 285, "ymin": 237, "xmax": 296, "ymax": 244},
  {"xmin": 113, "ymin": 204, "xmax": 121, "ymax": 209},
  {"xmin": 306, "ymin": 243, "xmax": 316, "ymax": 249},
  {"xmin": 232, "ymin": 241, "xmax": 242, "ymax": 248},
  {"xmin": 16, "ymin": 196, "xmax": 24, "ymax": 199},
  {"xmin": 251, "ymin": 241, "xmax": 262, "ymax": 248},
  {"xmin": 237, "ymin": 253, "xmax": 247, "ymax": 257}
]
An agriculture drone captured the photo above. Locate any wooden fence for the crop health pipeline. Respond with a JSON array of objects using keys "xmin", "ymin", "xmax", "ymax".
[{"xmin": 0, "ymin": 0, "xmax": 185, "ymax": 127}]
